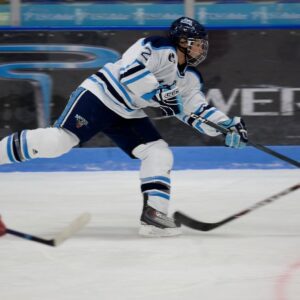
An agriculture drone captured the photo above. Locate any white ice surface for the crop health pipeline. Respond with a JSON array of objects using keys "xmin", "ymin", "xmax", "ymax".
[{"xmin": 0, "ymin": 170, "xmax": 300, "ymax": 300}]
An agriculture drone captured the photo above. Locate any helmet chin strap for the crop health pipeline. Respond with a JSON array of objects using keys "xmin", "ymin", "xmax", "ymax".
[{"xmin": 176, "ymin": 43, "xmax": 189, "ymax": 66}]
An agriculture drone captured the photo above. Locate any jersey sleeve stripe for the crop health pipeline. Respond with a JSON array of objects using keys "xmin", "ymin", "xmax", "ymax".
[
  {"xmin": 120, "ymin": 63, "xmax": 145, "ymax": 79},
  {"xmin": 95, "ymin": 72, "xmax": 132, "ymax": 110},
  {"xmin": 121, "ymin": 70, "xmax": 151, "ymax": 85},
  {"xmin": 102, "ymin": 67, "xmax": 134, "ymax": 106},
  {"xmin": 89, "ymin": 75, "xmax": 133, "ymax": 112},
  {"xmin": 202, "ymin": 108, "xmax": 218, "ymax": 119}
]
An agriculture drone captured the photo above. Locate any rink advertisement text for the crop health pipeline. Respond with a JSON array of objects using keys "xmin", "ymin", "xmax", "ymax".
[{"xmin": 207, "ymin": 87, "xmax": 300, "ymax": 116}]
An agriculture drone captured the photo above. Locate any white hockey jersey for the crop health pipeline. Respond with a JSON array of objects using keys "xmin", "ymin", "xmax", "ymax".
[{"xmin": 80, "ymin": 36, "xmax": 229, "ymax": 137}]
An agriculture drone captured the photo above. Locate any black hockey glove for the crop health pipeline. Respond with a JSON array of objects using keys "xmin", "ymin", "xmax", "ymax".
[
  {"xmin": 152, "ymin": 86, "xmax": 182, "ymax": 116},
  {"xmin": 219, "ymin": 117, "xmax": 248, "ymax": 149}
]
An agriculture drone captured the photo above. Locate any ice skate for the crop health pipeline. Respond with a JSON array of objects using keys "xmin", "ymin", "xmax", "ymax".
[{"xmin": 139, "ymin": 206, "xmax": 181, "ymax": 237}]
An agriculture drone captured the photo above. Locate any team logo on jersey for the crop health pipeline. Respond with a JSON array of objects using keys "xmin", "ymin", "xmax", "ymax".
[
  {"xmin": 168, "ymin": 53, "xmax": 175, "ymax": 63},
  {"xmin": 75, "ymin": 114, "xmax": 88, "ymax": 128}
]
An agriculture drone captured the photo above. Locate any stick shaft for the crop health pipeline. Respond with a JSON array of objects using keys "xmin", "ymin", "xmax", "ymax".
[
  {"xmin": 213, "ymin": 183, "xmax": 300, "ymax": 227},
  {"xmin": 247, "ymin": 142, "xmax": 300, "ymax": 168},
  {"xmin": 174, "ymin": 183, "xmax": 300, "ymax": 231}
]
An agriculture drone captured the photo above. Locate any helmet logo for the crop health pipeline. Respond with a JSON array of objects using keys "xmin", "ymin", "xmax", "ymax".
[{"xmin": 180, "ymin": 18, "xmax": 193, "ymax": 27}]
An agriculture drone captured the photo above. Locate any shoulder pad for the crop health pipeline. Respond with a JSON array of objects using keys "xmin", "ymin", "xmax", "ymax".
[
  {"xmin": 143, "ymin": 36, "xmax": 176, "ymax": 51},
  {"xmin": 186, "ymin": 67, "xmax": 204, "ymax": 83},
  {"xmin": 186, "ymin": 67, "xmax": 205, "ymax": 91}
]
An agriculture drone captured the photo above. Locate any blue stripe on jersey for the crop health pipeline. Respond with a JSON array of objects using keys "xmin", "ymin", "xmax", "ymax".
[
  {"xmin": 147, "ymin": 191, "xmax": 170, "ymax": 200},
  {"xmin": 120, "ymin": 59, "xmax": 141, "ymax": 73},
  {"xmin": 54, "ymin": 87, "xmax": 86, "ymax": 127},
  {"xmin": 194, "ymin": 121, "xmax": 205, "ymax": 133},
  {"xmin": 120, "ymin": 60, "xmax": 145, "ymax": 77},
  {"xmin": 193, "ymin": 104, "xmax": 214, "ymax": 117},
  {"xmin": 122, "ymin": 70, "xmax": 151, "ymax": 85},
  {"xmin": 95, "ymin": 71, "xmax": 133, "ymax": 111},
  {"xmin": 120, "ymin": 65, "xmax": 145, "ymax": 80},
  {"xmin": 89, "ymin": 75, "xmax": 100, "ymax": 84},
  {"xmin": 90, "ymin": 75, "xmax": 132, "ymax": 111},
  {"xmin": 203, "ymin": 108, "xmax": 217, "ymax": 119},
  {"xmin": 102, "ymin": 66, "xmax": 133, "ymax": 107},
  {"xmin": 194, "ymin": 105, "xmax": 204, "ymax": 115},
  {"xmin": 183, "ymin": 115, "xmax": 189, "ymax": 123},
  {"xmin": 6, "ymin": 135, "xmax": 16, "ymax": 163},
  {"xmin": 141, "ymin": 89, "xmax": 157, "ymax": 101},
  {"xmin": 141, "ymin": 176, "xmax": 171, "ymax": 185},
  {"xmin": 21, "ymin": 130, "xmax": 31, "ymax": 160}
]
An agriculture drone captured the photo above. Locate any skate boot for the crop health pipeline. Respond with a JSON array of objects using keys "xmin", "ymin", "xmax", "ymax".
[{"xmin": 139, "ymin": 205, "xmax": 181, "ymax": 237}]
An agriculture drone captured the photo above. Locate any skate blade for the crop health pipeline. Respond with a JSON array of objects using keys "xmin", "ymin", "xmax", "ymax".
[{"xmin": 139, "ymin": 224, "xmax": 182, "ymax": 237}]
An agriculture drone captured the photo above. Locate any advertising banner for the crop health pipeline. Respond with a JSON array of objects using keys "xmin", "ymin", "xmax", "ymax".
[
  {"xmin": 0, "ymin": 5, "xmax": 9, "ymax": 26},
  {"xmin": 0, "ymin": 2, "xmax": 299, "ymax": 28},
  {"xmin": 18, "ymin": 3, "xmax": 300, "ymax": 28},
  {"xmin": 0, "ymin": 29, "xmax": 299, "ymax": 146}
]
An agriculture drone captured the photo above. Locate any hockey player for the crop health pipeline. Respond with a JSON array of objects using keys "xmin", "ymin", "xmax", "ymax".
[{"xmin": 0, "ymin": 17, "xmax": 247, "ymax": 237}]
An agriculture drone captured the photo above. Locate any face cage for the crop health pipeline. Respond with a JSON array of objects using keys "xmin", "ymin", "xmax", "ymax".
[{"xmin": 186, "ymin": 38, "xmax": 209, "ymax": 67}]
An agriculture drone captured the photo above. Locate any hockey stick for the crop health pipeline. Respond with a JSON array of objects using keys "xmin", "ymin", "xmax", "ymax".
[
  {"xmin": 5, "ymin": 212, "xmax": 91, "ymax": 247},
  {"xmin": 173, "ymin": 183, "xmax": 300, "ymax": 231},
  {"xmin": 190, "ymin": 113, "xmax": 300, "ymax": 168}
]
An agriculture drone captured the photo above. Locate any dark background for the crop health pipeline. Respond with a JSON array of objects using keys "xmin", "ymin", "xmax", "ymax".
[{"xmin": 0, "ymin": 29, "xmax": 299, "ymax": 147}]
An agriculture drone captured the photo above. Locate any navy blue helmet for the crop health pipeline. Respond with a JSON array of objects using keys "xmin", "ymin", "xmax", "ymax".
[{"xmin": 169, "ymin": 17, "xmax": 208, "ymax": 66}]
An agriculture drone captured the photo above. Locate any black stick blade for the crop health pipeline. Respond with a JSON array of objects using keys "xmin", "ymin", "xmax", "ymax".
[{"xmin": 173, "ymin": 211, "xmax": 221, "ymax": 231}]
